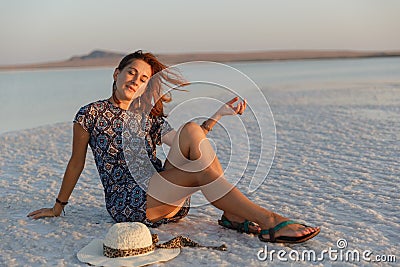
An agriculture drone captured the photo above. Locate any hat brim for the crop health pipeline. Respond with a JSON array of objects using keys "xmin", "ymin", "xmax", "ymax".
[{"xmin": 77, "ymin": 239, "xmax": 180, "ymax": 267}]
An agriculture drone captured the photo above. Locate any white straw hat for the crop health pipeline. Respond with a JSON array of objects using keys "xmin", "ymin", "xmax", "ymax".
[{"xmin": 77, "ymin": 222, "xmax": 180, "ymax": 267}]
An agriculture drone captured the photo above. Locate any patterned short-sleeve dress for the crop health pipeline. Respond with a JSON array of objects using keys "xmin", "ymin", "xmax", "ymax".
[{"xmin": 74, "ymin": 99, "xmax": 190, "ymax": 227}]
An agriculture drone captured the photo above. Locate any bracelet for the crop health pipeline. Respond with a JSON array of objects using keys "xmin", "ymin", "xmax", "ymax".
[
  {"xmin": 201, "ymin": 121, "xmax": 212, "ymax": 132},
  {"xmin": 56, "ymin": 198, "xmax": 68, "ymax": 206},
  {"xmin": 56, "ymin": 198, "xmax": 68, "ymax": 216}
]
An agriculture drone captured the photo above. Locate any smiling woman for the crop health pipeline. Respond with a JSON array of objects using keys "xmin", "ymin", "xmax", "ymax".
[
  {"xmin": 28, "ymin": 50, "xmax": 319, "ymax": 246},
  {"xmin": 111, "ymin": 57, "xmax": 152, "ymax": 110}
]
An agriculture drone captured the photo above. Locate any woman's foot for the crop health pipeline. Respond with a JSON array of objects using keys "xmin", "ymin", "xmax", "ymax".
[
  {"xmin": 259, "ymin": 214, "xmax": 320, "ymax": 243},
  {"xmin": 220, "ymin": 212, "xmax": 261, "ymax": 234}
]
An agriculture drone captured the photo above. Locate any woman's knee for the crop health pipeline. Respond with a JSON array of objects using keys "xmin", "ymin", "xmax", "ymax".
[
  {"xmin": 199, "ymin": 164, "xmax": 224, "ymax": 183},
  {"xmin": 177, "ymin": 122, "xmax": 205, "ymax": 159},
  {"xmin": 181, "ymin": 121, "xmax": 204, "ymax": 137}
]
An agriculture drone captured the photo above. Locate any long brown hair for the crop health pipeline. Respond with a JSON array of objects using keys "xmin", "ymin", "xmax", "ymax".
[{"xmin": 112, "ymin": 50, "xmax": 186, "ymax": 117}]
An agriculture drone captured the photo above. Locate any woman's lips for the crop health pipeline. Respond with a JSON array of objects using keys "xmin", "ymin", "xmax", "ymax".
[{"xmin": 127, "ymin": 85, "xmax": 136, "ymax": 93}]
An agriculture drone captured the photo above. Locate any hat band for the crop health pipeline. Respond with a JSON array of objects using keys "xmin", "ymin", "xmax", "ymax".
[{"xmin": 103, "ymin": 243, "xmax": 155, "ymax": 258}]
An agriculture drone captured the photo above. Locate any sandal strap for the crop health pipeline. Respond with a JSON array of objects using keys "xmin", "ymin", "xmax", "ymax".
[
  {"xmin": 219, "ymin": 215, "xmax": 242, "ymax": 231},
  {"xmin": 219, "ymin": 215, "xmax": 233, "ymax": 227},
  {"xmin": 219, "ymin": 216, "xmax": 257, "ymax": 234},
  {"xmin": 242, "ymin": 220, "xmax": 250, "ymax": 233},
  {"xmin": 272, "ymin": 220, "xmax": 298, "ymax": 233},
  {"xmin": 259, "ymin": 220, "xmax": 298, "ymax": 242}
]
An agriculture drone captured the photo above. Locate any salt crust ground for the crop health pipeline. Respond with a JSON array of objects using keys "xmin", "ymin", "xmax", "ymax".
[{"xmin": 1, "ymin": 84, "xmax": 399, "ymax": 266}]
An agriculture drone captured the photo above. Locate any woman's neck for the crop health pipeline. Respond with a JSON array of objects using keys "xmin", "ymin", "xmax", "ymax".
[{"xmin": 108, "ymin": 97, "xmax": 131, "ymax": 110}]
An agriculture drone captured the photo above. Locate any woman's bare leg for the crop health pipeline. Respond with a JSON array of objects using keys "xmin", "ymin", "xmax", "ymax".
[
  {"xmin": 159, "ymin": 123, "xmax": 258, "ymax": 230},
  {"xmin": 147, "ymin": 122, "xmax": 319, "ymax": 239}
]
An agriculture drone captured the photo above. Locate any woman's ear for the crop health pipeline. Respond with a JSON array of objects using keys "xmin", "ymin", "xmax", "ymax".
[{"xmin": 113, "ymin": 68, "xmax": 119, "ymax": 81}]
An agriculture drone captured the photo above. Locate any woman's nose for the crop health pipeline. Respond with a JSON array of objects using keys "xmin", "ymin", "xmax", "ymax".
[{"xmin": 130, "ymin": 76, "xmax": 139, "ymax": 85}]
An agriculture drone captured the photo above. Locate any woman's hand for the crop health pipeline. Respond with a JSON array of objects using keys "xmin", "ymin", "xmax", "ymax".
[
  {"xmin": 27, "ymin": 205, "xmax": 62, "ymax": 219},
  {"xmin": 200, "ymin": 97, "xmax": 247, "ymax": 133},
  {"xmin": 214, "ymin": 97, "xmax": 247, "ymax": 118}
]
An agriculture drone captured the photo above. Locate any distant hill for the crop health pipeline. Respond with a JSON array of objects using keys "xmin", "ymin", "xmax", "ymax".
[
  {"xmin": 1, "ymin": 49, "xmax": 400, "ymax": 71},
  {"xmin": 69, "ymin": 50, "xmax": 125, "ymax": 61}
]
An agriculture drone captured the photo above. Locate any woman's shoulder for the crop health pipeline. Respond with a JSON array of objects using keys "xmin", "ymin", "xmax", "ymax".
[
  {"xmin": 78, "ymin": 99, "xmax": 110, "ymax": 111},
  {"xmin": 75, "ymin": 99, "xmax": 111, "ymax": 120}
]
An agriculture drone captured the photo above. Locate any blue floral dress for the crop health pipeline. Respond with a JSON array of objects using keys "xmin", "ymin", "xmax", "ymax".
[{"xmin": 74, "ymin": 99, "xmax": 189, "ymax": 227}]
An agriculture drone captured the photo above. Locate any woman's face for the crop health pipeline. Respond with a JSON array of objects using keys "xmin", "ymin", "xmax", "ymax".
[{"xmin": 113, "ymin": 59, "xmax": 152, "ymax": 102}]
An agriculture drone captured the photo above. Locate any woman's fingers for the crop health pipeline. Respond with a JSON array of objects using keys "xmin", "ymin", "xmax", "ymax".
[
  {"xmin": 27, "ymin": 208, "xmax": 45, "ymax": 217},
  {"xmin": 240, "ymin": 102, "xmax": 245, "ymax": 113},
  {"xmin": 226, "ymin": 97, "xmax": 239, "ymax": 105},
  {"xmin": 27, "ymin": 208, "xmax": 55, "ymax": 219},
  {"xmin": 234, "ymin": 101, "xmax": 245, "ymax": 115},
  {"xmin": 219, "ymin": 97, "xmax": 246, "ymax": 116},
  {"xmin": 234, "ymin": 103, "xmax": 241, "ymax": 114},
  {"xmin": 34, "ymin": 208, "xmax": 55, "ymax": 219},
  {"xmin": 237, "ymin": 99, "xmax": 247, "ymax": 115}
]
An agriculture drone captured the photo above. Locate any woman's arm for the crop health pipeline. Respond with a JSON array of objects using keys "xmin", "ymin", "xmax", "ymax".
[
  {"xmin": 200, "ymin": 97, "xmax": 246, "ymax": 133},
  {"xmin": 161, "ymin": 129, "xmax": 177, "ymax": 147},
  {"xmin": 28, "ymin": 123, "xmax": 90, "ymax": 219},
  {"xmin": 161, "ymin": 97, "xmax": 246, "ymax": 146}
]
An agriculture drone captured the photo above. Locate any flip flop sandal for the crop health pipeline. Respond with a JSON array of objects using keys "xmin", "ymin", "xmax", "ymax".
[
  {"xmin": 258, "ymin": 220, "xmax": 320, "ymax": 243},
  {"xmin": 218, "ymin": 215, "xmax": 260, "ymax": 234}
]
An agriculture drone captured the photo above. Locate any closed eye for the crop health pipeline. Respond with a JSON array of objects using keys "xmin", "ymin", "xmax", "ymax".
[{"xmin": 128, "ymin": 67, "xmax": 149, "ymax": 82}]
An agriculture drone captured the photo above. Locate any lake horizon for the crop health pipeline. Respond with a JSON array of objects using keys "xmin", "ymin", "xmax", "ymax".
[{"xmin": 1, "ymin": 56, "xmax": 399, "ymax": 135}]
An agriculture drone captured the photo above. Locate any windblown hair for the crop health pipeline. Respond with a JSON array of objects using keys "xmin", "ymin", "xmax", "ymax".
[{"xmin": 112, "ymin": 50, "xmax": 186, "ymax": 117}]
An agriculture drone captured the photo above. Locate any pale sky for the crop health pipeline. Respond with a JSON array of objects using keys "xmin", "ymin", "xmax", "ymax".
[{"xmin": 1, "ymin": 0, "xmax": 399, "ymax": 65}]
